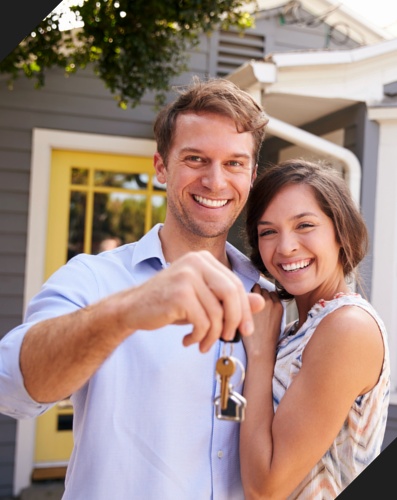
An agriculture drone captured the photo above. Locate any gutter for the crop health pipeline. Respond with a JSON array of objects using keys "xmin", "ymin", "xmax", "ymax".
[
  {"xmin": 267, "ymin": 37, "xmax": 397, "ymax": 67},
  {"xmin": 265, "ymin": 116, "xmax": 362, "ymax": 206}
]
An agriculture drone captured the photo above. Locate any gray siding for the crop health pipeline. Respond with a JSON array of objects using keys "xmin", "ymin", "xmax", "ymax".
[{"xmin": 0, "ymin": 416, "xmax": 16, "ymax": 497}]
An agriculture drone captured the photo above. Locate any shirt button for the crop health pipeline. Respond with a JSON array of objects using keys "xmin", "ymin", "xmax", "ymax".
[{"xmin": 217, "ymin": 450, "xmax": 223, "ymax": 459}]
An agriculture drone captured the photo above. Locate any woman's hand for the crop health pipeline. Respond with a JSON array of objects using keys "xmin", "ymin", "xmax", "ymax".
[{"xmin": 243, "ymin": 284, "xmax": 284, "ymax": 361}]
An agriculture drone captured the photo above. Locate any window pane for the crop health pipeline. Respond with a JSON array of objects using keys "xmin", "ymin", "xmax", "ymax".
[
  {"xmin": 91, "ymin": 191, "xmax": 147, "ymax": 253},
  {"xmin": 71, "ymin": 168, "xmax": 88, "ymax": 185},
  {"xmin": 152, "ymin": 195, "xmax": 167, "ymax": 227},
  {"xmin": 94, "ymin": 171, "xmax": 142, "ymax": 188},
  {"xmin": 68, "ymin": 191, "xmax": 86, "ymax": 260}
]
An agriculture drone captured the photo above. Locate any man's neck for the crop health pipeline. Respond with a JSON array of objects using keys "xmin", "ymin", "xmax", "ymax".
[{"xmin": 158, "ymin": 224, "xmax": 231, "ymax": 269}]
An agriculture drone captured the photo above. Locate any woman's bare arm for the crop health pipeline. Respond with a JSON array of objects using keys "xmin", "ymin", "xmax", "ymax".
[{"xmin": 240, "ymin": 306, "xmax": 384, "ymax": 499}]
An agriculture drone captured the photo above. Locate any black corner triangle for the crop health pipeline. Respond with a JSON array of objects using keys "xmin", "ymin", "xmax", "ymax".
[
  {"xmin": 0, "ymin": 0, "xmax": 63, "ymax": 62},
  {"xmin": 337, "ymin": 437, "xmax": 397, "ymax": 498}
]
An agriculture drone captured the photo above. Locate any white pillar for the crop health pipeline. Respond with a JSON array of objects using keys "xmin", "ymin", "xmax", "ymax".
[{"xmin": 368, "ymin": 107, "xmax": 397, "ymax": 402}]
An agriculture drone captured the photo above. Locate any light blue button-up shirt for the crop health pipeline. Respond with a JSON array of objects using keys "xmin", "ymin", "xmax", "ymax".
[{"xmin": 0, "ymin": 224, "xmax": 277, "ymax": 499}]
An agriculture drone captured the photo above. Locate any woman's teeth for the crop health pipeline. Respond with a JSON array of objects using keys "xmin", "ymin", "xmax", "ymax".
[{"xmin": 281, "ymin": 259, "xmax": 311, "ymax": 272}]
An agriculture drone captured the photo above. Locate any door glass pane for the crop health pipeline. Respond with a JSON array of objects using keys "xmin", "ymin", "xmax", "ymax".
[
  {"xmin": 91, "ymin": 191, "xmax": 148, "ymax": 254},
  {"xmin": 71, "ymin": 168, "xmax": 88, "ymax": 185},
  {"xmin": 68, "ymin": 170, "xmax": 166, "ymax": 258},
  {"xmin": 94, "ymin": 171, "xmax": 146, "ymax": 189},
  {"xmin": 68, "ymin": 191, "xmax": 86, "ymax": 260},
  {"xmin": 152, "ymin": 195, "xmax": 167, "ymax": 226}
]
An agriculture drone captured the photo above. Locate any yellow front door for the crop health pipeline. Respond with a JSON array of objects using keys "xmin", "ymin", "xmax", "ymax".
[{"xmin": 33, "ymin": 149, "xmax": 166, "ymax": 479}]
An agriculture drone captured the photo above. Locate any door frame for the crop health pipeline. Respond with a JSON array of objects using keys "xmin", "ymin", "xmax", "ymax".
[{"xmin": 13, "ymin": 128, "xmax": 156, "ymax": 496}]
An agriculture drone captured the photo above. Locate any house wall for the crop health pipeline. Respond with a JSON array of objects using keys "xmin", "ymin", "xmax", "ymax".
[{"xmin": 0, "ymin": 7, "xmax": 368, "ymax": 497}]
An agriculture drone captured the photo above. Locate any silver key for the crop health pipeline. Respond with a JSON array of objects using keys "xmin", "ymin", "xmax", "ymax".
[{"xmin": 214, "ymin": 390, "xmax": 247, "ymax": 422}]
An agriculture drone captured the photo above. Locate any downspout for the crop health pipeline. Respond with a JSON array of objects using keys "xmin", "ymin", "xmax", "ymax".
[{"xmin": 265, "ymin": 116, "xmax": 362, "ymax": 206}]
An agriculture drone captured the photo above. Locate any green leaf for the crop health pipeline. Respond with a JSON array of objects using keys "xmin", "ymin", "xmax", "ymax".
[{"xmin": 0, "ymin": 0, "xmax": 256, "ymax": 108}]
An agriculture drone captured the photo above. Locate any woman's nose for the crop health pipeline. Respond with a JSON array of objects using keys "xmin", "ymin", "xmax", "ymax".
[{"xmin": 277, "ymin": 232, "xmax": 298, "ymax": 255}]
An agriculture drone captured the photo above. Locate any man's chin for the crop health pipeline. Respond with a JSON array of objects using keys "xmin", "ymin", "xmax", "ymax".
[{"xmin": 191, "ymin": 224, "xmax": 231, "ymax": 239}]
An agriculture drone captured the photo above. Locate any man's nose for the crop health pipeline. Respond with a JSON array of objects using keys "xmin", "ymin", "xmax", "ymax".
[{"xmin": 201, "ymin": 164, "xmax": 228, "ymax": 190}]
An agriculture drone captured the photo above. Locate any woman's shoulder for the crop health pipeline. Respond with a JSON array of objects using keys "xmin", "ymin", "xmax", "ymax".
[
  {"xmin": 315, "ymin": 294, "xmax": 381, "ymax": 343},
  {"xmin": 306, "ymin": 297, "xmax": 386, "ymax": 395},
  {"xmin": 321, "ymin": 294, "xmax": 386, "ymax": 339}
]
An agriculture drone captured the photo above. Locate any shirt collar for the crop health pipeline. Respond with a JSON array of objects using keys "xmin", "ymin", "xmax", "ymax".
[
  {"xmin": 131, "ymin": 223, "xmax": 260, "ymax": 283},
  {"xmin": 225, "ymin": 241, "xmax": 260, "ymax": 283},
  {"xmin": 131, "ymin": 223, "xmax": 167, "ymax": 269}
]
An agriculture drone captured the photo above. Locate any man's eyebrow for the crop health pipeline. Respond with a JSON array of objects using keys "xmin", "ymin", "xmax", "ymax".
[
  {"xmin": 179, "ymin": 147, "xmax": 251, "ymax": 159},
  {"xmin": 179, "ymin": 147, "xmax": 202, "ymax": 154}
]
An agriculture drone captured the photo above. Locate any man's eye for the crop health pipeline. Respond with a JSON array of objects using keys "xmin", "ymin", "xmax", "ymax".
[
  {"xmin": 186, "ymin": 155, "xmax": 202, "ymax": 162},
  {"xmin": 227, "ymin": 160, "xmax": 243, "ymax": 167}
]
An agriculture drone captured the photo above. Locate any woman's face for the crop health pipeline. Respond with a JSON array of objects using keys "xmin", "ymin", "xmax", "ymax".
[{"xmin": 257, "ymin": 183, "xmax": 344, "ymax": 302}]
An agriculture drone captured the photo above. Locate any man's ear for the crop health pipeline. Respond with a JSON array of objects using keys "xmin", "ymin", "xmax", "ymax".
[
  {"xmin": 251, "ymin": 164, "xmax": 258, "ymax": 187},
  {"xmin": 154, "ymin": 152, "xmax": 167, "ymax": 184}
]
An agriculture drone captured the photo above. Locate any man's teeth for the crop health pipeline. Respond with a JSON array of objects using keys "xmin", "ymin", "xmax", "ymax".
[
  {"xmin": 194, "ymin": 195, "xmax": 228, "ymax": 207},
  {"xmin": 282, "ymin": 260, "xmax": 311, "ymax": 272}
]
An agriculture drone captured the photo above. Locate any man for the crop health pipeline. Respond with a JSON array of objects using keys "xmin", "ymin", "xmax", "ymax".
[{"xmin": 0, "ymin": 77, "xmax": 276, "ymax": 499}]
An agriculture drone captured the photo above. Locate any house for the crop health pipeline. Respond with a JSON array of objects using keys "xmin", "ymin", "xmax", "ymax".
[{"xmin": 0, "ymin": 0, "xmax": 395, "ymax": 496}]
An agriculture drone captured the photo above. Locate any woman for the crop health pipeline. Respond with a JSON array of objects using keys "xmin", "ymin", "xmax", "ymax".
[{"xmin": 241, "ymin": 159, "xmax": 390, "ymax": 499}]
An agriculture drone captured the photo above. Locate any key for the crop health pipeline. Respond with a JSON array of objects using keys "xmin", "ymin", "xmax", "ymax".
[
  {"xmin": 216, "ymin": 356, "xmax": 236, "ymax": 410},
  {"xmin": 215, "ymin": 390, "xmax": 247, "ymax": 422}
]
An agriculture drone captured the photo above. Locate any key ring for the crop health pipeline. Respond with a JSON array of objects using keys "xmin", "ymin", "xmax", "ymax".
[
  {"xmin": 216, "ymin": 351, "xmax": 245, "ymax": 389},
  {"xmin": 221, "ymin": 341, "xmax": 234, "ymax": 358}
]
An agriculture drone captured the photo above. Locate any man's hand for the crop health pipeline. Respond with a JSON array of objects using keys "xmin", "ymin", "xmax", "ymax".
[
  {"xmin": 116, "ymin": 251, "xmax": 265, "ymax": 352},
  {"xmin": 21, "ymin": 251, "xmax": 266, "ymax": 403}
]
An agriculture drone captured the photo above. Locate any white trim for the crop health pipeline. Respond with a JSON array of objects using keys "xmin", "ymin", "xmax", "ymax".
[
  {"xmin": 268, "ymin": 37, "xmax": 397, "ymax": 67},
  {"xmin": 368, "ymin": 106, "xmax": 397, "ymax": 122},
  {"xmin": 228, "ymin": 39, "xmax": 397, "ymax": 104},
  {"xmin": 367, "ymin": 108, "xmax": 397, "ymax": 405},
  {"xmin": 34, "ymin": 460, "xmax": 69, "ymax": 468},
  {"xmin": 13, "ymin": 129, "xmax": 156, "ymax": 496}
]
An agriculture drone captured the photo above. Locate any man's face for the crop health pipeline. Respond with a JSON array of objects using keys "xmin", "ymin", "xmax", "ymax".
[{"xmin": 154, "ymin": 112, "xmax": 257, "ymax": 240}]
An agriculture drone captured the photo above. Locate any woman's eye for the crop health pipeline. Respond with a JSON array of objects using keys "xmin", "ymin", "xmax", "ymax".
[
  {"xmin": 259, "ymin": 229, "xmax": 275, "ymax": 237},
  {"xmin": 298, "ymin": 222, "xmax": 314, "ymax": 229}
]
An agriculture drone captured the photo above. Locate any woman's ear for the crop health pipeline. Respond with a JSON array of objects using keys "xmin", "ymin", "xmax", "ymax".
[{"xmin": 154, "ymin": 152, "xmax": 167, "ymax": 184}]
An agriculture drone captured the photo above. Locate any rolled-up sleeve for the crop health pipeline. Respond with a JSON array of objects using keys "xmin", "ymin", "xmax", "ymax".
[
  {"xmin": 0, "ymin": 254, "xmax": 100, "ymax": 419},
  {"xmin": 0, "ymin": 323, "xmax": 53, "ymax": 418}
]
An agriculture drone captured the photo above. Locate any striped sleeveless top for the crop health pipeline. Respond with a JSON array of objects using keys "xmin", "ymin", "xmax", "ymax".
[{"xmin": 273, "ymin": 293, "xmax": 390, "ymax": 499}]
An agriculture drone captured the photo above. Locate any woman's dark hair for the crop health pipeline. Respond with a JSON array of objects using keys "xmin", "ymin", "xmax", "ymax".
[{"xmin": 245, "ymin": 159, "xmax": 369, "ymax": 299}]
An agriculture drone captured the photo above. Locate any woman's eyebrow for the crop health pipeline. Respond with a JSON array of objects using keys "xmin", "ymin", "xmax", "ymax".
[{"xmin": 258, "ymin": 212, "xmax": 319, "ymax": 225}]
